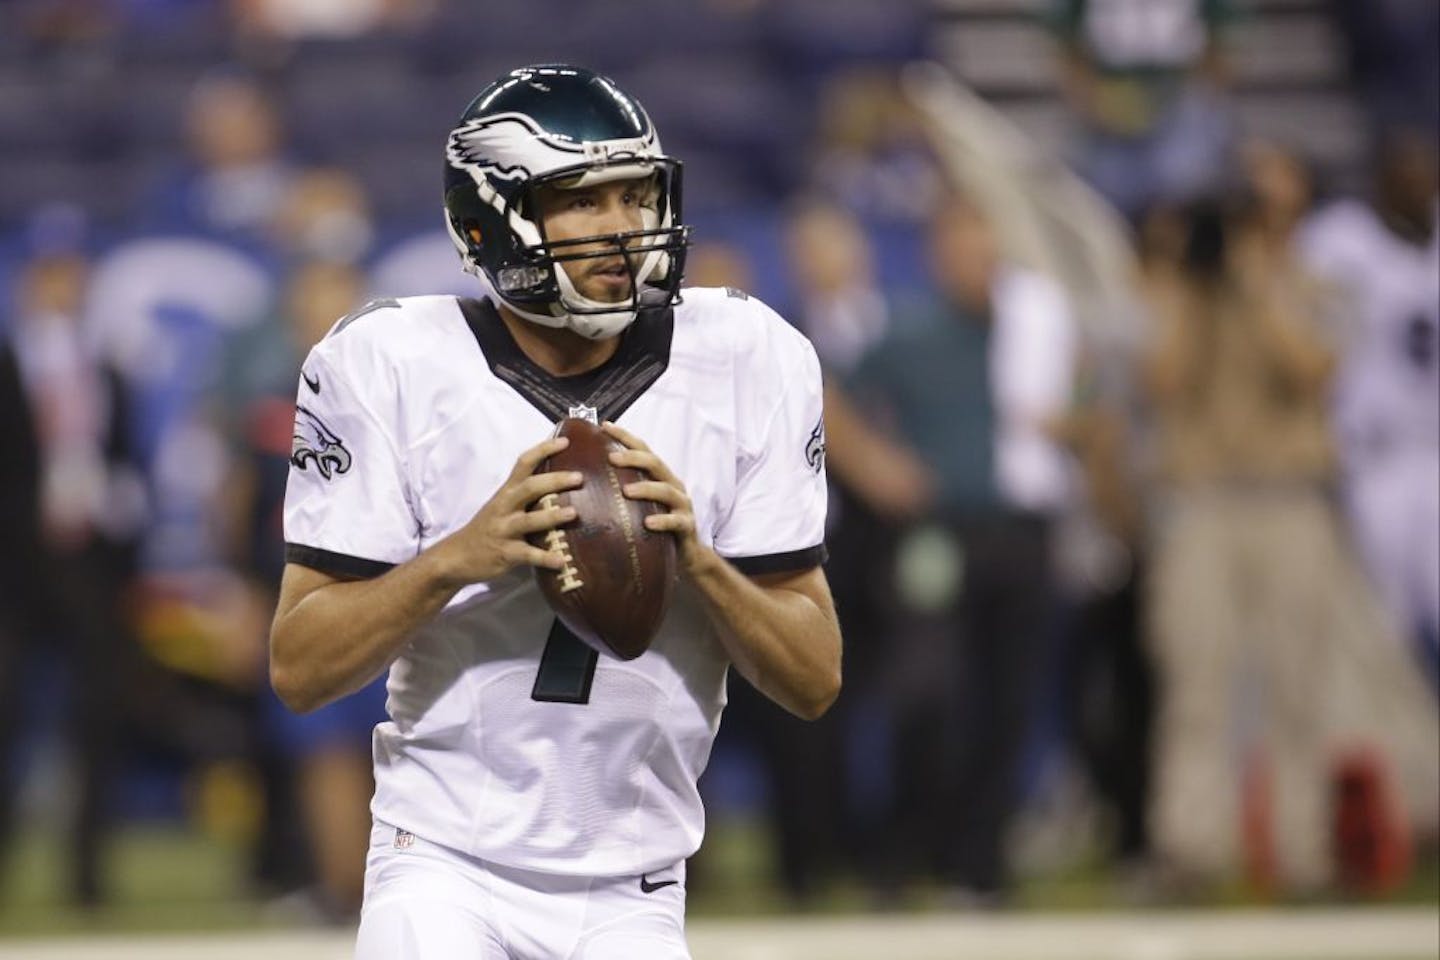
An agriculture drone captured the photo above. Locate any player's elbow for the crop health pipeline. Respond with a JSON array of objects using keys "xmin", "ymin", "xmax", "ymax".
[
  {"xmin": 269, "ymin": 630, "xmax": 325, "ymax": 715},
  {"xmin": 796, "ymin": 667, "xmax": 842, "ymax": 722},
  {"xmin": 269, "ymin": 659, "xmax": 320, "ymax": 714}
]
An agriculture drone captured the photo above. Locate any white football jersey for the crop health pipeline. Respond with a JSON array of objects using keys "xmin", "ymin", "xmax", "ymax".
[
  {"xmin": 1298, "ymin": 200, "xmax": 1440, "ymax": 457},
  {"xmin": 282, "ymin": 287, "xmax": 828, "ymax": 877}
]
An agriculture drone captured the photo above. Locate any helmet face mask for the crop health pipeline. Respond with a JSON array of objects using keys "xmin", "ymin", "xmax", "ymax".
[{"xmin": 443, "ymin": 66, "xmax": 690, "ymax": 339}]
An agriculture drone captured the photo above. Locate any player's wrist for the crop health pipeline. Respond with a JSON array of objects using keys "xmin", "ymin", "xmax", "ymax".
[
  {"xmin": 420, "ymin": 536, "xmax": 477, "ymax": 591},
  {"xmin": 677, "ymin": 540, "xmax": 721, "ymax": 581}
]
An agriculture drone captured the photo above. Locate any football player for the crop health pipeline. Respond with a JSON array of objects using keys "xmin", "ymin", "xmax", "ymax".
[{"xmin": 269, "ymin": 64, "xmax": 842, "ymax": 959}]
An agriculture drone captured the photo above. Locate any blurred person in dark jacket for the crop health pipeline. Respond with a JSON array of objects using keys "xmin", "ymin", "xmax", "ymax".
[
  {"xmin": 1050, "ymin": 353, "xmax": 1156, "ymax": 876},
  {"xmin": 0, "ymin": 207, "xmax": 146, "ymax": 907},
  {"xmin": 847, "ymin": 188, "xmax": 1077, "ymax": 901}
]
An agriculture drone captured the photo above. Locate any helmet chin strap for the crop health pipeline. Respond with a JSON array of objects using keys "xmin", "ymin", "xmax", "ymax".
[
  {"xmin": 555, "ymin": 233, "xmax": 671, "ymax": 333},
  {"xmin": 556, "ymin": 276, "xmax": 639, "ymax": 338}
]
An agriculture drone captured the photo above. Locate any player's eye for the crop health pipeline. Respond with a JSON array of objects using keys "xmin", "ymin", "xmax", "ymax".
[{"xmin": 625, "ymin": 187, "xmax": 658, "ymax": 210}]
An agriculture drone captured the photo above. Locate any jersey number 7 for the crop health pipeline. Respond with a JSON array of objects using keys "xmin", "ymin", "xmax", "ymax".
[{"xmin": 531, "ymin": 620, "xmax": 597, "ymax": 704}]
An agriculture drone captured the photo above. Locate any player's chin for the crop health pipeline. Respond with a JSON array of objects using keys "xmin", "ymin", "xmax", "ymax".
[{"xmin": 580, "ymin": 277, "xmax": 635, "ymax": 303}]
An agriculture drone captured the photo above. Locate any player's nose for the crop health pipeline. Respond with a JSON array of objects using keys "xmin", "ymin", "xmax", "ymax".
[{"xmin": 599, "ymin": 196, "xmax": 641, "ymax": 238}]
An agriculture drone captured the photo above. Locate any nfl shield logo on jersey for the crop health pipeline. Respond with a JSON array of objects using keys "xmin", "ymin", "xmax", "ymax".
[{"xmin": 568, "ymin": 404, "xmax": 599, "ymax": 425}]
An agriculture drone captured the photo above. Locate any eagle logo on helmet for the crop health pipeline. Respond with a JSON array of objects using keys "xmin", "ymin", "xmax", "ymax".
[
  {"xmin": 446, "ymin": 113, "xmax": 571, "ymax": 184},
  {"xmin": 446, "ymin": 112, "xmax": 658, "ymax": 188}
]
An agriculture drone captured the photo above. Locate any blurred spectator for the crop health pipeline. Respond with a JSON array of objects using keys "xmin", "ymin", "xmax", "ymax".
[
  {"xmin": 785, "ymin": 199, "xmax": 889, "ymax": 372},
  {"xmin": 906, "ymin": 57, "xmax": 1157, "ymax": 880},
  {"xmin": 784, "ymin": 197, "xmax": 932, "ymax": 523},
  {"xmin": 209, "ymin": 170, "xmax": 384, "ymax": 918},
  {"xmin": 809, "ymin": 69, "xmax": 948, "ymax": 225},
  {"xmin": 1050, "ymin": 359, "xmax": 1155, "ymax": 873},
  {"xmin": 847, "ymin": 188, "xmax": 1076, "ymax": 901},
  {"xmin": 216, "ymin": 255, "xmax": 385, "ymax": 922},
  {"xmin": 682, "ymin": 239, "xmax": 757, "ymax": 294},
  {"xmin": 142, "ymin": 69, "xmax": 295, "ymax": 247},
  {"xmin": 82, "ymin": 232, "xmax": 272, "ymax": 570},
  {"xmin": 1137, "ymin": 171, "xmax": 1352, "ymax": 895},
  {"xmin": 65, "ymin": 197, "xmax": 278, "ymax": 896},
  {"xmin": 1050, "ymin": 0, "xmax": 1235, "ymax": 223},
  {"xmin": 1298, "ymin": 131, "xmax": 1440, "ymax": 683},
  {"xmin": 683, "ymin": 235, "xmax": 849, "ymax": 906},
  {"xmin": 706, "ymin": 204, "xmax": 910, "ymax": 906},
  {"xmin": 0, "ymin": 206, "xmax": 146, "ymax": 907},
  {"xmin": 11, "ymin": 0, "xmax": 117, "ymax": 49},
  {"xmin": 229, "ymin": 0, "xmax": 434, "ymax": 41},
  {"xmin": 272, "ymin": 168, "xmax": 376, "ymax": 266}
]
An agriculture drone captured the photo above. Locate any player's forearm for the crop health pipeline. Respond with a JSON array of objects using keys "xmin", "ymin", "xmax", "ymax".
[
  {"xmin": 686, "ymin": 549, "xmax": 842, "ymax": 721},
  {"xmin": 269, "ymin": 549, "xmax": 462, "ymax": 713}
]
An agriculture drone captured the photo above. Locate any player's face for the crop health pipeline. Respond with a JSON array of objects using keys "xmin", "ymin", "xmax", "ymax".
[{"xmin": 534, "ymin": 177, "xmax": 657, "ymax": 303}]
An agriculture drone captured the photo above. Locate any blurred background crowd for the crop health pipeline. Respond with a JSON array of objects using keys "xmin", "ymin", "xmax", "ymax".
[{"xmin": 0, "ymin": 0, "xmax": 1436, "ymax": 932}]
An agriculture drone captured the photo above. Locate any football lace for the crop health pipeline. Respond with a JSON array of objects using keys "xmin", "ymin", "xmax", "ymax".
[{"xmin": 538, "ymin": 493, "xmax": 584, "ymax": 592}]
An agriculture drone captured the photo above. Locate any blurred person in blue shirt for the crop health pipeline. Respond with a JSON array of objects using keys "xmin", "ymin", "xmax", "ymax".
[{"xmin": 142, "ymin": 69, "xmax": 296, "ymax": 249}]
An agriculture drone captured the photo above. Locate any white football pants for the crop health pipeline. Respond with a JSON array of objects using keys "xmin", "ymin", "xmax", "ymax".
[{"xmin": 355, "ymin": 821, "xmax": 690, "ymax": 960}]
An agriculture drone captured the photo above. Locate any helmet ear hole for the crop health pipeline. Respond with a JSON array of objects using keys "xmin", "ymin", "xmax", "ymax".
[{"xmin": 466, "ymin": 225, "xmax": 483, "ymax": 245}]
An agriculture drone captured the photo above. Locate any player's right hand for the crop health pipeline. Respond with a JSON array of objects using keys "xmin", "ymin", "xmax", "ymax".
[{"xmin": 432, "ymin": 436, "xmax": 583, "ymax": 585}]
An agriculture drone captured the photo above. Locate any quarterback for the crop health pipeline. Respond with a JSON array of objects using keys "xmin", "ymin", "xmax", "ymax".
[{"xmin": 269, "ymin": 64, "xmax": 842, "ymax": 959}]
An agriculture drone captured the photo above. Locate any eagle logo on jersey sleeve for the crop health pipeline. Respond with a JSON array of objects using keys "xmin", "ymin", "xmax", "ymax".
[
  {"xmin": 291, "ymin": 405, "xmax": 353, "ymax": 480},
  {"xmin": 805, "ymin": 416, "xmax": 826, "ymax": 474}
]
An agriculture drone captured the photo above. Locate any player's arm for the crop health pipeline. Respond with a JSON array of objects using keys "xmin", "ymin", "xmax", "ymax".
[
  {"xmin": 270, "ymin": 437, "xmax": 582, "ymax": 713},
  {"xmin": 603, "ymin": 423, "xmax": 842, "ymax": 721},
  {"xmin": 685, "ymin": 554, "xmax": 841, "ymax": 722}
]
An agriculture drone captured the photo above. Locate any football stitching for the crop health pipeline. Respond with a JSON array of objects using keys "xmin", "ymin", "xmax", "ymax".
[
  {"xmin": 537, "ymin": 493, "xmax": 584, "ymax": 592},
  {"xmin": 604, "ymin": 464, "xmax": 645, "ymax": 593}
]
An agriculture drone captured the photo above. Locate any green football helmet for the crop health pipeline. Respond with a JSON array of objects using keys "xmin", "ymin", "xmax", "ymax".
[{"xmin": 443, "ymin": 64, "xmax": 689, "ymax": 339}]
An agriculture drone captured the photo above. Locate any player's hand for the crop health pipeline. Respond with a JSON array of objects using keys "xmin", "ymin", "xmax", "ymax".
[
  {"xmin": 602, "ymin": 421, "xmax": 705, "ymax": 575},
  {"xmin": 434, "ymin": 436, "xmax": 583, "ymax": 585}
]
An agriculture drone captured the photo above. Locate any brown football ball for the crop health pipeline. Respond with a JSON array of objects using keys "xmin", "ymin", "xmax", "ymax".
[{"xmin": 528, "ymin": 418, "xmax": 677, "ymax": 659}]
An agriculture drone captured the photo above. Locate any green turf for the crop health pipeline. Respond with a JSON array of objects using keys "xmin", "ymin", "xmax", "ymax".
[
  {"xmin": 0, "ymin": 822, "xmax": 258, "ymax": 935},
  {"xmin": 1, "ymin": 815, "xmax": 1436, "ymax": 936}
]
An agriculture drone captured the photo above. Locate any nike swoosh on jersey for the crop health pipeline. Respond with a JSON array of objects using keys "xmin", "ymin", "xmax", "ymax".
[
  {"xmin": 302, "ymin": 370, "xmax": 321, "ymax": 394},
  {"xmin": 639, "ymin": 874, "xmax": 679, "ymax": 894}
]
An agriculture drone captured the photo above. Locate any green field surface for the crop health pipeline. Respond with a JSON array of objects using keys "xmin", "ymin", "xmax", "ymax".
[{"xmin": 0, "ymin": 817, "xmax": 1435, "ymax": 960}]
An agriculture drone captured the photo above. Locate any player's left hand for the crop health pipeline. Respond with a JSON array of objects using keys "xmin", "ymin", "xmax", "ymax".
[{"xmin": 602, "ymin": 421, "xmax": 704, "ymax": 575}]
